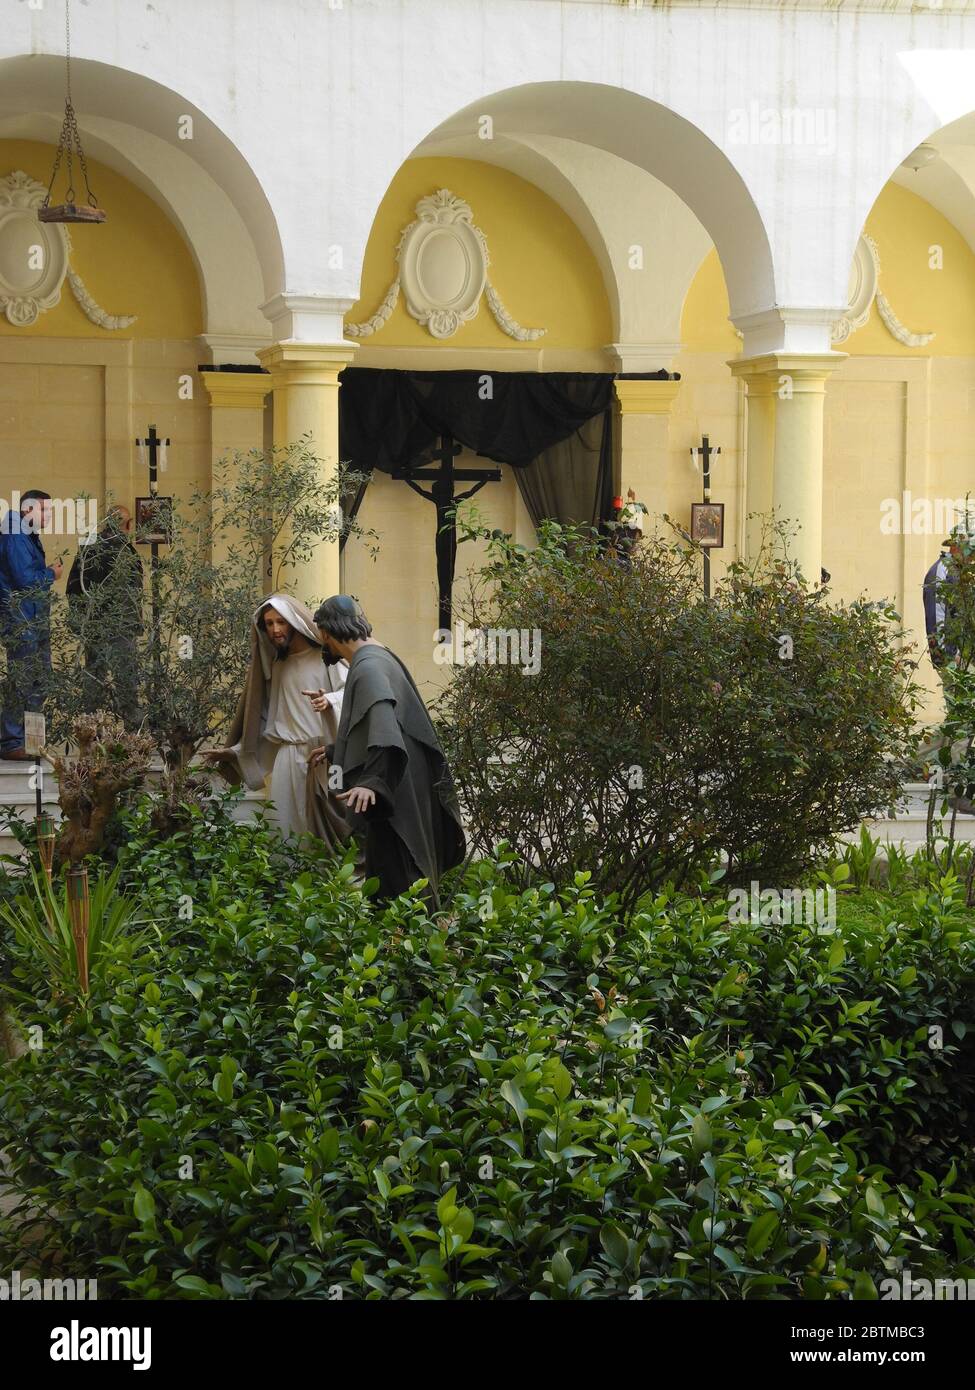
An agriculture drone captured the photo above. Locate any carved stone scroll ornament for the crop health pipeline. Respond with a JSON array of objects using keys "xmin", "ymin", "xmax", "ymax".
[
  {"xmin": 346, "ymin": 188, "xmax": 545, "ymax": 341},
  {"xmin": 832, "ymin": 235, "xmax": 932, "ymax": 348},
  {"xmin": 0, "ymin": 171, "xmax": 136, "ymax": 330}
]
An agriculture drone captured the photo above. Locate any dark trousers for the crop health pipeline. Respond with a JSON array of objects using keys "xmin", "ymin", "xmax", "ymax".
[
  {"xmin": 0, "ymin": 629, "xmax": 51, "ymax": 752},
  {"xmin": 82, "ymin": 632, "xmax": 142, "ymax": 728},
  {"xmin": 364, "ymin": 823, "xmax": 425, "ymax": 904}
]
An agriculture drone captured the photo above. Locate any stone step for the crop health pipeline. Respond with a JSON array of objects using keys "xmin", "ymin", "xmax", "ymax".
[
  {"xmin": 0, "ymin": 769, "xmax": 970, "ymax": 861},
  {"xmin": 0, "ymin": 759, "xmax": 266, "ymax": 860}
]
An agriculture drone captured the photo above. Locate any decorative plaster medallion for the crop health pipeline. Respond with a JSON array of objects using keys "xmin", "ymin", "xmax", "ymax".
[
  {"xmin": 346, "ymin": 188, "xmax": 545, "ymax": 342},
  {"xmin": 0, "ymin": 171, "xmax": 136, "ymax": 330},
  {"xmin": 832, "ymin": 235, "xmax": 932, "ymax": 348}
]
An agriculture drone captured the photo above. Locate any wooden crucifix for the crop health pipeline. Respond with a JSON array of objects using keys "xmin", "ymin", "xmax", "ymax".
[
  {"xmin": 392, "ymin": 432, "xmax": 501, "ymax": 630},
  {"xmin": 135, "ymin": 424, "xmax": 172, "ymax": 684},
  {"xmin": 690, "ymin": 432, "xmax": 722, "ymax": 598}
]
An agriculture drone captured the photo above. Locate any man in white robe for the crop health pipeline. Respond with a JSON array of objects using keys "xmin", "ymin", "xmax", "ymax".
[{"xmin": 204, "ymin": 594, "xmax": 349, "ymax": 845}]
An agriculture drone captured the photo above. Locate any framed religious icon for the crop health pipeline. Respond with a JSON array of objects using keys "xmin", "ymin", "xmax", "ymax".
[
  {"xmin": 135, "ymin": 495, "xmax": 174, "ymax": 545},
  {"xmin": 691, "ymin": 501, "xmax": 725, "ymax": 549},
  {"xmin": 23, "ymin": 712, "xmax": 46, "ymax": 756}
]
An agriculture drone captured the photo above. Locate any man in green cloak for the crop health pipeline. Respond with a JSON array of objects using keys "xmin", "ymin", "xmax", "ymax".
[{"xmin": 305, "ymin": 595, "xmax": 465, "ymax": 906}]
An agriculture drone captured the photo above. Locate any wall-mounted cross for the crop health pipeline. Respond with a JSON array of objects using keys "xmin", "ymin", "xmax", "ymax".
[{"xmin": 392, "ymin": 432, "xmax": 501, "ymax": 630}]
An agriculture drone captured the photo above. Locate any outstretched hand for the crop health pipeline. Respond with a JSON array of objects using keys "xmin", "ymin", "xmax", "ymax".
[
  {"xmin": 302, "ymin": 687, "xmax": 335, "ymax": 714},
  {"xmin": 336, "ymin": 786, "xmax": 376, "ymax": 815}
]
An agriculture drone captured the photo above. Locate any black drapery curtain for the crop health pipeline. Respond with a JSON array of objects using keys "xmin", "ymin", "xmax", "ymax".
[{"xmin": 337, "ymin": 367, "xmax": 676, "ymax": 543}]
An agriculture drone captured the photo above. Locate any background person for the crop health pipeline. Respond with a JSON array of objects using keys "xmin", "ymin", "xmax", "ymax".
[
  {"xmin": 0, "ymin": 489, "xmax": 62, "ymax": 760},
  {"xmin": 923, "ymin": 536, "xmax": 959, "ymax": 678},
  {"xmin": 66, "ymin": 504, "xmax": 144, "ymax": 727}
]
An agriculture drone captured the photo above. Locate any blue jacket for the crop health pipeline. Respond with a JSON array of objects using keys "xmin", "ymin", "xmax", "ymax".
[
  {"xmin": 923, "ymin": 553, "xmax": 957, "ymax": 667},
  {"xmin": 0, "ymin": 509, "xmax": 56, "ymax": 634}
]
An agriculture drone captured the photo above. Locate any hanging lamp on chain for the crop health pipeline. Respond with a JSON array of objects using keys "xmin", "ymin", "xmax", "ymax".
[{"xmin": 38, "ymin": 0, "xmax": 106, "ymax": 224}]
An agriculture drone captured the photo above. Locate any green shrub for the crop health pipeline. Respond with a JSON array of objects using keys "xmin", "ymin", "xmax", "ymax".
[
  {"xmin": 1, "ymin": 818, "xmax": 972, "ymax": 1300},
  {"xmin": 616, "ymin": 863, "xmax": 975, "ymax": 1183},
  {"xmin": 0, "ymin": 863, "xmax": 151, "ymax": 1001},
  {"xmin": 438, "ymin": 522, "xmax": 918, "ymax": 911}
]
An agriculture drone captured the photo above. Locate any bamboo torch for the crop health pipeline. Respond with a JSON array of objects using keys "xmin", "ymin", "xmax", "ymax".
[
  {"xmin": 67, "ymin": 864, "xmax": 90, "ymax": 995},
  {"xmin": 36, "ymin": 812, "xmax": 55, "ymax": 888}
]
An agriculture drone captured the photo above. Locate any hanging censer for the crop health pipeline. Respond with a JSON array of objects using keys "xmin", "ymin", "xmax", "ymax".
[{"xmin": 38, "ymin": 0, "xmax": 106, "ymax": 225}]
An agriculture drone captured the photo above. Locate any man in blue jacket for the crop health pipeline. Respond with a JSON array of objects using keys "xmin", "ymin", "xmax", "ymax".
[
  {"xmin": 0, "ymin": 490, "xmax": 62, "ymax": 759},
  {"xmin": 923, "ymin": 539, "xmax": 957, "ymax": 677}
]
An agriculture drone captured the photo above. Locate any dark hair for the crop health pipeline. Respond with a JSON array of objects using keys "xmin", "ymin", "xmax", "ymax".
[
  {"xmin": 313, "ymin": 594, "xmax": 372, "ymax": 642},
  {"xmin": 20, "ymin": 490, "xmax": 51, "ymax": 508}
]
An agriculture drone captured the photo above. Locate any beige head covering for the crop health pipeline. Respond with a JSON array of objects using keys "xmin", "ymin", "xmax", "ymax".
[
  {"xmin": 220, "ymin": 592, "xmax": 346, "ymax": 790},
  {"xmin": 253, "ymin": 594, "xmax": 323, "ymax": 675}
]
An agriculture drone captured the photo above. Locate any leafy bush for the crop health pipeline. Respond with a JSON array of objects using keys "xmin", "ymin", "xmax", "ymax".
[
  {"xmin": 0, "ymin": 863, "xmax": 151, "ymax": 1002},
  {"xmin": 617, "ymin": 862, "xmax": 975, "ymax": 1183},
  {"xmin": 438, "ymin": 522, "xmax": 918, "ymax": 911},
  {"xmin": 1, "ymin": 816, "xmax": 972, "ymax": 1300}
]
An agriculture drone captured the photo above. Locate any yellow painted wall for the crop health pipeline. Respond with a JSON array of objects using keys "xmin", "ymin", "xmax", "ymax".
[
  {"xmin": 675, "ymin": 180, "xmax": 975, "ymax": 725},
  {"xmin": 680, "ymin": 182, "xmax": 975, "ymax": 358},
  {"xmin": 680, "ymin": 248, "xmax": 740, "ymax": 356},
  {"xmin": 347, "ymin": 157, "xmax": 612, "ymax": 349},
  {"xmin": 846, "ymin": 184, "xmax": 975, "ymax": 356},
  {"xmin": 0, "ymin": 140, "xmax": 203, "ymax": 339},
  {"xmin": 0, "ymin": 145, "xmax": 210, "ymax": 598}
]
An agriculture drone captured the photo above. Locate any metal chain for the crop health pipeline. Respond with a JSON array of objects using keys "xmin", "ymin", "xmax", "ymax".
[
  {"xmin": 61, "ymin": 0, "xmax": 73, "ymax": 202},
  {"xmin": 44, "ymin": 0, "xmax": 99, "ymax": 209}
]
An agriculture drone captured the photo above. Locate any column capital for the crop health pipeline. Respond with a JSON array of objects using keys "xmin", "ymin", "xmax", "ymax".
[
  {"xmin": 614, "ymin": 377, "xmax": 681, "ymax": 415},
  {"xmin": 729, "ymin": 351, "xmax": 846, "ymax": 391},
  {"xmin": 731, "ymin": 306, "xmax": 847, "ymax": 357},
  {"xmin": 261, "ymin": 293, "xmax": 356, "ymax": 345},
  {"xmin": 200, "ymin": 370, "xmax": 273, "ymax": 410},
  {"xmin": 198, "ymin": 332, "xmax": 271, "ymax": 367},
  {"xmin": 257, "ymin": 341, "xmax": 357, "ymax": 385},
  {"xmin": 607, "ymin": 341, "xmax": 682, "ymax": 373}
]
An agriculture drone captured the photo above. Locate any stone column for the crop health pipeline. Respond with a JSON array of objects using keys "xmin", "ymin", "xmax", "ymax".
[
  {"xmin": 730, "ymin": 353, "xmax": 843, "ymax": 581},
  {"xmin": 614, "ymin": 377, "xmax": 681, "ymax": 519},
  {"xmin": 256, "ymin": 342, "xmax": 356, "ymax": 608},
  {"xmin": 200, "ymin": 369, "xmax": 272, "ymax": 572},
  {"xmin": 729, "ymin": 359, "xmax": 777, "ymax": 561}
]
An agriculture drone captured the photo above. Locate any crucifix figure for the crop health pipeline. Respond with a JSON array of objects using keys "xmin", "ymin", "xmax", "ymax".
[
  {"xmin": 392, "ymin": 432, "xmax": 501, "ymax": 629},
  {"xmin": 135, "ymin": 424, "xmax": 171, "ymax": 683},
  {"xmin": 690, "ymin": 432, "xmax": 722, "ymax": 598}
]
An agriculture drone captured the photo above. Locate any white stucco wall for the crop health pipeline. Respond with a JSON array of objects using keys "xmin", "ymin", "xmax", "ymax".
[{"xmin": 4, "ymin": 0, "xmax": 975, "ymax": 350}]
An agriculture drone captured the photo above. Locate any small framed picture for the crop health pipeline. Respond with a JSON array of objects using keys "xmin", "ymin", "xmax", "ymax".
[
  {"xmin": 23, "ymin": 712, "xmax": 46, "ymax": 756},
  {"xmin": 691, "ymin": 501, "xmax": 725, "ymax": 549},
  {"xmin": 135, "ymin": 495, "xmax": 173, "ymax": 545}
]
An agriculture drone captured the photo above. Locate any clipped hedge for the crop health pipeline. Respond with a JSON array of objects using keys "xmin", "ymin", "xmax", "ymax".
[{"xmin": 1, "ymin": 817, "xmax": 974, "ymax": 1300}]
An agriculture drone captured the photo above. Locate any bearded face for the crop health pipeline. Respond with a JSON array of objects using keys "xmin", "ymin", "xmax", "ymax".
[
  {"xmin": 262, "ymin": 607, "xmax": 296, "ymax": 657},
  {"xmin": 319, "ymin": 632, "xmax": 343, "ymax": 666}
]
